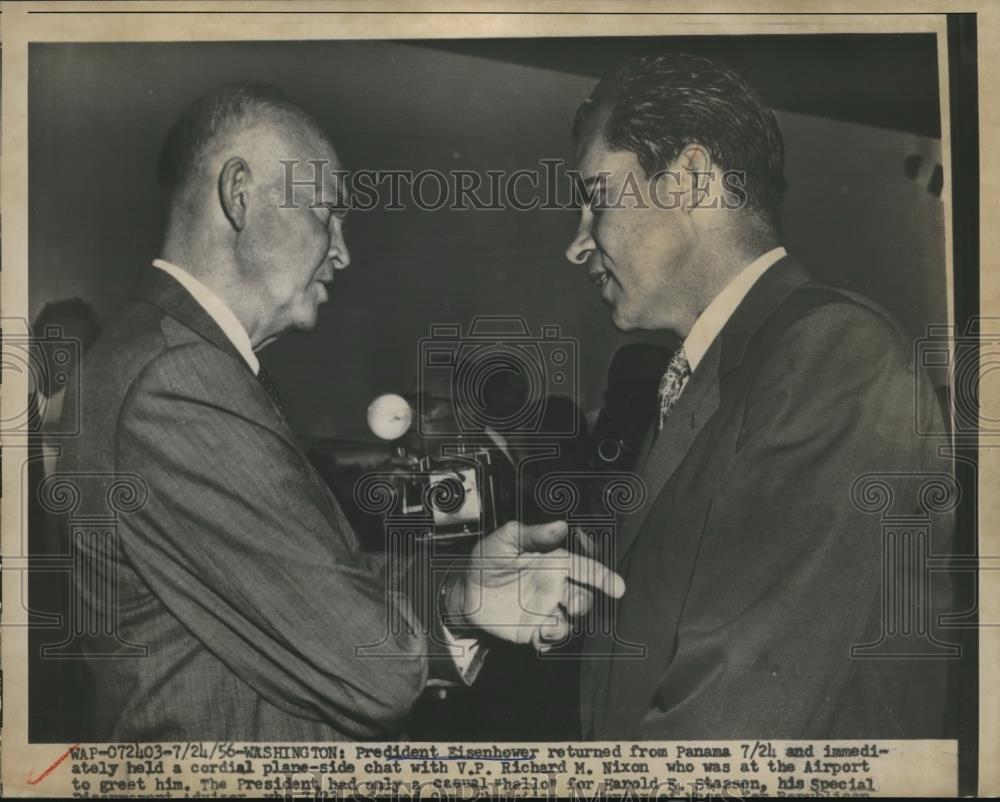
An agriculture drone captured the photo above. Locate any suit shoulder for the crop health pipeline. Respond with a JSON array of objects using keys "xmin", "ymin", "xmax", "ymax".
[
  {"xmin": 125, "ymin": 338, "xmax": 256, "ymax": 404},
  {"xmin": 767, "ymin": 283, "xmax": 911, "ymax": 363},
  {"xmin": 736, "ymin": 284, "xmax": 916, "ymax": 403},
  {"xmin": 83, "ymin": 298, "xmax": 166, "ymax": 370},
  {"xmin": 87, "ymin": 299, "xmax": 251, "ymax": 396}
]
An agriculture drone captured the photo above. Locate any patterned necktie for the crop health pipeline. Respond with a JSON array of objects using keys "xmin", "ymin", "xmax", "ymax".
[
  {"xmin": 657, "ymin": 347, "xmax": 691, "ymax": 431},
  {"xmin": 256, "ymin": 366, "xmax": 287, "ymax": 421}
]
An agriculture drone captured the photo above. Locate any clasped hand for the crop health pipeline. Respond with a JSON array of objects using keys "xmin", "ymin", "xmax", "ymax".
[{"xmin": 443, "ymin": 520, "xmax": 625, "ymax": 652}]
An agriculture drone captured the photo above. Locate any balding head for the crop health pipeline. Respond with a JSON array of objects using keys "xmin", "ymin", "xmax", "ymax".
[
  {"xmin": 158, "ymin": 82, "xmax": 327, "ymax": 217},
  {"xmin": 156, "ymin": 83, "xmax": 351, "ymax": 350}
]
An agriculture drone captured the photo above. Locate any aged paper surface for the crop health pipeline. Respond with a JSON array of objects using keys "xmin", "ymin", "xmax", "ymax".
[{"xmin": 1, "ymin": 1, "xmax": 996, "ymax": 797}]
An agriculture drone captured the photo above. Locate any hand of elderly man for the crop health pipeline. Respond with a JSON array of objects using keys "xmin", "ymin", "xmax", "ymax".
[{"xmin": 441, "ymin": 520, "xmax": 625, "ymax": 652}]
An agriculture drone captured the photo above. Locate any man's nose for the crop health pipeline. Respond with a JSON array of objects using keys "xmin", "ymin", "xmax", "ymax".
[
  {"xmin": 565, "ymin": 214, "xmax": 596, "ymax": 265},
  {"xmin": 329, "ymin": 224, "xmax": 351, "ymax": 270}
]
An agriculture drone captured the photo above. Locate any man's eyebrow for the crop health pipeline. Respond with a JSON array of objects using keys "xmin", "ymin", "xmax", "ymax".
[
  {"xmin": 329, "ymin": 186, "xmax": 350, "ymax": 218},
  {"xmin": 571, "ymin": 172, "xmax": 611, "ymax": 207},
  {"xmin": 321, "ymin": 177, "xmax": 349, "ymax": 211}
]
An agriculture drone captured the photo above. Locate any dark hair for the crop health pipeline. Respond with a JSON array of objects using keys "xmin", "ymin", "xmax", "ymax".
[
  {"xmin": 157, "ymin": 82, "xmax": 316, "ymax": 209},
  {"xmin": 573, "ymin": 54, "xmax": 787, "ymax": 224},
  {"xmin": 32, "ymin": 297, "xmax": 100, "ymax": 342}
]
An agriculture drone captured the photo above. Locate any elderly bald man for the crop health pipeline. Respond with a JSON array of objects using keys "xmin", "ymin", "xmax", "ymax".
[{"xmin": 63, "ymin": 83, "xmax": 622, "ymax": 742}]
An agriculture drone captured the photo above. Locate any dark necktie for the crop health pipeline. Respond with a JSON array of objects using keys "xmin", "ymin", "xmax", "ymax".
[
  {"xmin": 656, "ymin": 347, "xmax": 691, "ymax": 432},
  {"xmin": 256, "ymin": 366, "xmax": 287, "ymax": 421}
]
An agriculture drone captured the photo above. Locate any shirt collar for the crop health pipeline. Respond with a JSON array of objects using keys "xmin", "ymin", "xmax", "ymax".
[
  {"xmin": 152, "ymin": 259, "xmax": 260, "ymax": 375},
  {"xmin": 683, "ymin": 246, "xmax": 787, "ymax": 372}
]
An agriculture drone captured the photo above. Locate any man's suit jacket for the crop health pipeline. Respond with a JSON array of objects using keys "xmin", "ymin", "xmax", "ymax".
[
  {"xmin": 65, "ymin": 267, "xmax": 436, "ymax": 742},
  {"xmin": 580, "ymin": 257, "xmax": 954, "ymax": 740}
]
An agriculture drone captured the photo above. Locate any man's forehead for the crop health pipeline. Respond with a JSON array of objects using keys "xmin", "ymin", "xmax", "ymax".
[
  {"xmin": 284, "ymin": 123, "xmax": 348, "ymax": 197},
  {"xmin": 288, "ymin": 121, "xmax": 341, "ymax": 170},
  {"xmin": 573, "ymin": 104, "xmax": 614, "ymax": 174},
  {"xmin": 575, "ymin": 133, "xmax": 641, "ymax": 186}
]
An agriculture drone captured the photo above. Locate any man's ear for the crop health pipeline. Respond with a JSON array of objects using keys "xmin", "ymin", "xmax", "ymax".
[
  {"xmin": 218, "ymin": 157, "xmax": 250, "ymax": 231},
  {"xmin": 675, "ymin": 143, "xmax": 714, "ymax": 212}
]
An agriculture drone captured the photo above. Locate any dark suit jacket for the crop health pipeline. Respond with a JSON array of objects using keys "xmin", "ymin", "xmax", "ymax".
[
  {"xmin": 65, "ymin": 267, "xmax": 441, "ymax": 741},
  {"xmin": 580, "ymin": 256, "xmax": 954, "ymax": 739}
]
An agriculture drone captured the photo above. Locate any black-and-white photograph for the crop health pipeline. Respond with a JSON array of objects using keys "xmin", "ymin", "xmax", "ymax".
[{"xmin": 2, "ymin": 4, "xmax": 992, "ymax": 799}]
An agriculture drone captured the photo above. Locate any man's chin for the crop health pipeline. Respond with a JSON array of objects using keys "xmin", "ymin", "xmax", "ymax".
[
  {"xmin": 291, "ymin": 306, "xmax": 321, "ymax": 333},
  {"xmin": 610, "ymin": 306, "xmax": 635, "ymax": 332}
]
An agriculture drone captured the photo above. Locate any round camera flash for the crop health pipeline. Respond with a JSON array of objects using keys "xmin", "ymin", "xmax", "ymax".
[{"xmin": 367, "ymin": 393, "xmax": 413, "ymax": 440}]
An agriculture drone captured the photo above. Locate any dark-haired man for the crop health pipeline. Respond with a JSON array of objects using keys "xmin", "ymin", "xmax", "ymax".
[
  {"xmin": 567, "ymin": 55, "xmax": 953, "ymax": 739},
  {"xmin": 63, "ymin": 83, "xmax": 622, "ymax": 741}
]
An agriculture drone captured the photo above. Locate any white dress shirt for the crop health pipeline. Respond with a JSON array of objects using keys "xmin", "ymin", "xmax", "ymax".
[
  {"xmin": 152, "ymin": 259, "xmax": 260, "ymax": 375},
  {"xmin": 683, "ymin": 246, "xmax": 788, "ymax": 372}
]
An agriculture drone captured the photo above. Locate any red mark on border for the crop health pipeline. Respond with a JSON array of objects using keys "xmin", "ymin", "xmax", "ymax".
[{"xmin": 26, "ymin": 743, "xmax": 79, "ymax": 785}]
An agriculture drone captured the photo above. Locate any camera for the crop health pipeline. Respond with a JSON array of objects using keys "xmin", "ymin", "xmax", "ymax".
[
  {"xmin": 390, "ymin": 447, "xmax": 514, "ymax": 540},
  {"xmin": 359, "ymin": 393, "xmax": 515, "ymax": 542},
  {"xmin": 418, "ymin": 316, "xmax": 579, "ymax": 438}
]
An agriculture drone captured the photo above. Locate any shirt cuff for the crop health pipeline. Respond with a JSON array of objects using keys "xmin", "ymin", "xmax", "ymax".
[{"xmin": 427, "ymin": 624, "xmax": 486, "ymax": 687}]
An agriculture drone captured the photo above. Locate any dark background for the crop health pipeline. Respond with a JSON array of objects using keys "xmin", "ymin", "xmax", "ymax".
[
  {"xmin": 29, "ymin": 35, "xmax": 948, "ymax": 442},
  {"xmin": 27, "ymin": 32, "xmax": 974, "ymax": 782}
]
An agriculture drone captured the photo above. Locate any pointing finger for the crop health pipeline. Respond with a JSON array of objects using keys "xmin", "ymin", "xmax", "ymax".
[
  {"xmin": 569, "ymin": 552, "xmax": 625, "ymax": 599},
  {"xmin": 573, "ymin": 527, "xmax": 597, "ymax": 557}
]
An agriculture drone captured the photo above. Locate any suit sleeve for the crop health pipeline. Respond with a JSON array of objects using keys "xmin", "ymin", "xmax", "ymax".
[
  {"xmin": 638, "ymin": 301, "xmax": 952, "ymax": 738},
  {"xmin": 114, "ymin": 343, "xmax": 428, "ymax": 738}
]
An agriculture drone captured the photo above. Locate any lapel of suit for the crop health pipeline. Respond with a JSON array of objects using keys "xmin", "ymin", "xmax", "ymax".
[
  {"xmin": 613, "ymin": 342, "xmax": 722, "ymax": 568},
  {"xmin": 613, "ymin": 256, "xmax": 810, "ymax": 569},
  {"xmin": 715, "ymin": 256, "xmax": 810, "ymax": 378},
  {"xmin": 130, "ymin": 267, "xmax": 295, "ymax": 441},
  {"xmin": 582, "ymin": 256, "xmax": 811, "ymax": 738},
  {"xmin": 580, "ymin": 341, "xmax": 721, "ymax": 739},
  {"xmin": 131, "ymin": 266, "xmax": 248, "ymax": 365},
  {"xmin": 630, "ymin": 426, "xmax": 656, "ymax": 480}
]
